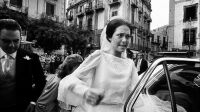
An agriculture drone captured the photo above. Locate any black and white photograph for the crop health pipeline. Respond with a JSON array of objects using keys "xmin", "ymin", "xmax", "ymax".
[{"xmin": 0, "ymin": 0, "xmax": 200, "ymax": 112}]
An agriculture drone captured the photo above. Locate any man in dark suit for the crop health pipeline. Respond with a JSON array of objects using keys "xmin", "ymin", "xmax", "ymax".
[
  {"xmin": 0, "ymin": 19, "xmax": 46, "ymax": 112},
  {"xmin": 135, "ymin": 53, "xmax": 148, "ymax": 75}
]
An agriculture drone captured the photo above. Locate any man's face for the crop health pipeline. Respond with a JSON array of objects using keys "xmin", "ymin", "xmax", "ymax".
[{"xmin": 0, "ymin": 29, "xmax": 21, "ymax": 54}]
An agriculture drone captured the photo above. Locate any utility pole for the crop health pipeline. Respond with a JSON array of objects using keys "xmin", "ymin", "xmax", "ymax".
[{"xmin": 188, "ymin": 17, "xmax": 191, "ymax": 57}]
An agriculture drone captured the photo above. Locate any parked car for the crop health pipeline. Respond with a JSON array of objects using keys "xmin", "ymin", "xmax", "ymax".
[
  {"xmin": 156, "ymin": 51, "xmax": 194, "ymax": 58},
  {"xmin": 124, "ymin": 57, "xmax": 200, "ymax": 112}
]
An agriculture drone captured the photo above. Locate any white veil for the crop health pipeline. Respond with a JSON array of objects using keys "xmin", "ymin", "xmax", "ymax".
[{"xmin": 100, "ymin": 16, "xmax": 127, "ymax": 58}]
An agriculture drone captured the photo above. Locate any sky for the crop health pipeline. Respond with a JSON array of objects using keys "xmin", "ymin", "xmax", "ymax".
[{"xmin": 151, "ymin": 0, "xmax": 169, "ymax": 30}]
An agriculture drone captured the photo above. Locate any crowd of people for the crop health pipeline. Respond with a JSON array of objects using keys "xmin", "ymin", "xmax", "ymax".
[
  {"xmin": 39, "ymin": 53, "xmax": 63, "ymax": 75},
  {"xmin": 0, "ymin": 17, "xmax": 199, "ymax": 112}
]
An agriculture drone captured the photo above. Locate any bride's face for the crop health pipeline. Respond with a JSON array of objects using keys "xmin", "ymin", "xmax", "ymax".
[{"xmin": 109, "ymin": 25, "xmax": 131, "ymax": 53}]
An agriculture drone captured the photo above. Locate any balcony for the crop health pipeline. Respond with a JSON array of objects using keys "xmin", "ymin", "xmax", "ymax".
[
  {"xmin": 41, "ymin": 13, "xmax": 59, "ymax": 22},
  {"xmin": 141, "ymin": 0, "xmax": 151, "ymax": 11},
  {"xmin": 85, "ymin": 6, "xmax": 94, "ymax": 15},
  {"xmin": 67, "ymin": 15, "xmax": 73, "ymax": 21},
  {"xmin": 151, "ymin": 41, "xmax": 160, "ymax": 45},
  {"xmin": 131, "ymin": 21, "xmax": 139, "ymax": 29},
  {"xmin": 131, "ymin": 0, "xmax": 138, "ymax": 8},
  {"xmin": 95, "ymin": 1, "xmax": 104, "ymax": 12},
  {"xmin": 77, "ymin": 11, "xmax": 84, "ymax": 17},
  {"xmin": 109, "ymin": 0, "xmax": 121, "ymax": 7},
  {"xmin": 147, "ymin": 17, "xmax": 152, "ymax": 22},
  {"xmin": 87, "ymin": 25, "xmax": 93, "ymax": 30}
]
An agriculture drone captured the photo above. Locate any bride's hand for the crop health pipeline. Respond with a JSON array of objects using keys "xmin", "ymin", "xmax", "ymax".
[{"xmin": 84, "ymin": 88, "xmax": 104, "ymax": 106}]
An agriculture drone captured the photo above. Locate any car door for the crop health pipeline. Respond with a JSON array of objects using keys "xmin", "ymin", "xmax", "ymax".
[{"xmin": 124, "ymin": 58, "xmax": 200, "ymax": 112}]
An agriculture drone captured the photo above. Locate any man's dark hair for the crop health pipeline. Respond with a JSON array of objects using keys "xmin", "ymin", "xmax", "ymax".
[
  {"xmin": 106, "ymin": 18, "xmax": 131, "ymax": 42},
  {"xmin": 0, "ymin": 19, "xmax": 22, "ymax": 35}
]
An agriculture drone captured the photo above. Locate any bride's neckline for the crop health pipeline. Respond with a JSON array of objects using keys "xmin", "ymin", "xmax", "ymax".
[{"xmin": 103, "ymin": 51, "xmax": 126, "ymax": 60}]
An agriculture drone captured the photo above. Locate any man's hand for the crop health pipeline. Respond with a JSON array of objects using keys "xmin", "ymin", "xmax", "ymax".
[
  {"xmin": 84, "ymin": 88, "xmax": 104, "ymax": 106},
  {"xmin": 25, "ymin": 102, "xmax": 36, "ymax": 112}
]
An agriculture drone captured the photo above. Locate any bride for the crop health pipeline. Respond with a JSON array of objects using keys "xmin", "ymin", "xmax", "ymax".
[{"xmin": 57, "ymin": 17, "xmax": 187, "ymax": 112}]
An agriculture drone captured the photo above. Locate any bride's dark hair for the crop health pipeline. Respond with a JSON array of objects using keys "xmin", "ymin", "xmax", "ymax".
[{"xmin": 106, "ymin": 18, "xmax": 131, "ymax": 42}]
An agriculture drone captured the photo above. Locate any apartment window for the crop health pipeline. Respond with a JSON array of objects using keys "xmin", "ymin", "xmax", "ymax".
[
  {"xmin": 69, "ymin": 11, "xmax": 73, "ymax": 16},
  {"xmin": 138, "ymin": 13, "xmax": 142, "ymax": 21},
  {"xmin": 183, "ymin": 3, "xmax": 198, "ymax": 22},
  {"xmin": 88, "ymin": 18, "xmax": 92, "ymax": 30},
  {"xmin": 10, "ymin": 0, "xmax": 22, "ymax": 8},
  {"xmin": 183, "ymin": 28, "xmax": 196, "ymax": 45},
  {"xmin": 157, "ymin": 36, "xmax": 160, "ymax": 43},
  {"xmin": 79, "ymin": 19, "xmax": 83, "ymax": 29},
  {"xmin": 46, "ymin": 3, "xmax": 55, "ymax": 16},
  {"xmin": 151, "ymin": 35, "xmax": 154, "ymax": 42},
  {"xmin": 88, "ymin": 2, "xmax": 92, "ymax": 8},
  {"xmin": 111, "ymin": 11, "xmax": 118, "ymax": 17},
  {"xmin": 79, "ymin": 5, "xmax": 83, "ymax": 12},
  {"xmin": 163, "ymin": 37, "xmax": 166, "ymax": 44},
  {"xmin": 131, "ymin": 7, "xmax": 135, "ymax": 23}
]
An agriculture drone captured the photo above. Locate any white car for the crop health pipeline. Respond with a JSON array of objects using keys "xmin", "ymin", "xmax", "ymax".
[{"xmin": 124, "ymin": 57, "xmax": 200, "ymax": 112}]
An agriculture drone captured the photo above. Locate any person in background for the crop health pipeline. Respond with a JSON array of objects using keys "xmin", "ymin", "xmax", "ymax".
[
  {"xmin": 35, "ymin": 54, "xmax": 83, "ymax": 112},
  {"xmin": 135, "ymin": 53, "xmax": 148, "ymax": 75},
  {"xmin": 0, "ymin": 19, "xmax": 46, "ymax": 112},
  {"xmin": 194, "ymin": 49, "xmax": 200, "ymax": 59}
]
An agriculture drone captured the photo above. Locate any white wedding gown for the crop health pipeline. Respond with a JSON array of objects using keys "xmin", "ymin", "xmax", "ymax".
[{"xmin": 58, "ymin": 51, "xmax": 187, "ymax": 112}]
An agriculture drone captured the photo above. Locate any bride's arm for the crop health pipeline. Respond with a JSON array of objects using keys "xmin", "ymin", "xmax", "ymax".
[{"xmin": 58, "ymin": 50, "xmax": 101, "ymax": 106}]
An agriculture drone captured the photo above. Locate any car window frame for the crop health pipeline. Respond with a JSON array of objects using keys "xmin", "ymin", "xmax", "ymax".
[{"xmin": 124, "ymin": 58, "xmax": 200, "ymax": 112}]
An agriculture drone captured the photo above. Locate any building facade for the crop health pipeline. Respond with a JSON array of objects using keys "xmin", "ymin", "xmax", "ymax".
[
  {"xmin": 169, "ymin": 0, "xmax": 200, "ymax": 52},
  {"xmin": 0, "ymin": 0, "xmax": 66, "ymax": 40},
  {"xmin": 0, "ymin": 0, "xmax": 66, "ymax": 22},
  {"xmin": 28, "ymin": 0, "xmax": 66, "ymax": 23},
  {"xmin": 66, "ymin": 0, "xmax": 152, "ymax": 52},
  {"xmin": 151, "ymin": 25, "xmax": 169, "ymax": 52}
]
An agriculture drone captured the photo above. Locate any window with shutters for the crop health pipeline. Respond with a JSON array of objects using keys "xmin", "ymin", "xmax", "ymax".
[
  {"xmin": 111, "ymin": 11, "xmax": 118, "ymax": 17},
  {"xmin": 10, "ymin": 0, "xmax": 22, "ymax": 8},
  {"xmin": 183, "ymin": 3, "xmax": 198, "ymax": 22},
  {"xmin": 46, "ymin": 2, "xmax": 55, "ymax": 16},
  {"xmin": 182, "ymin": 28, "xmax": 196, "ymax": 45}
]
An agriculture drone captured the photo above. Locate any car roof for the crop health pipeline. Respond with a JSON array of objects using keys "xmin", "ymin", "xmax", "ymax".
[{"xmin": 152, "ymin": 57, "xmax": 200, "ymax": 65}]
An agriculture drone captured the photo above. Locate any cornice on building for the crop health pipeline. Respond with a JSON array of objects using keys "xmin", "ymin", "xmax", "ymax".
[{"xmin": 67, "ymin": 0, "xmax": 88, "ymax": 11}]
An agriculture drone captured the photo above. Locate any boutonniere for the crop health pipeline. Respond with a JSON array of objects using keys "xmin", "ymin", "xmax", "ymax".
[{"xmin": 23, "ymin": 55, "xmax": 31, "ymax": 60}]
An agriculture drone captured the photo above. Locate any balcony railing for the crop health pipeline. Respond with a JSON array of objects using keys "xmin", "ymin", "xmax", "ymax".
[
  {"xmin": 95, "ymin": 1, "xmax": 104, "ymax": 11},
  {"xmin": 151, "ymin": 41, "xmax": 160, "ymax": 45},
  {"xmin": 109, "ymin": 0, "xmax": 121, "ymax": 7},
  {"xmin": 41, "ymin": 13, "xmax": 59, "ymax": 22},
  {"xmin": 87, "ymin": 25, "xmax": 93, "ymax": 30},
  {"xmin": 131, "ymin": 0, "xmax": 138, "ymax": 8},
  {"xmin": 67, "ymin": 15, "xmax": 73, "ymax": 21},
  {"xmin": 77, "ymin": 10, "xmax": 84, "ymax": 17},
  {"xmin": 85, "ymin": 5, "xmax": 94, "ymax": 14}
]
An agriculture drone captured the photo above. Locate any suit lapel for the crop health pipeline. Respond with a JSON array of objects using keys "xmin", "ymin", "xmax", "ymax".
[{"xmin": 15, "ymin": 50, "xmax": 29, "ymax": 78}]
